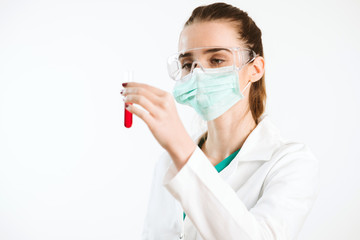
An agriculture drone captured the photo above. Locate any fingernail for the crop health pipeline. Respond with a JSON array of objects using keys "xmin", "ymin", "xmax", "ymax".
[
  {"xmin": 125, "ymin": 103, "xmax": 129, "ymax": 108},
  {"xmin": 120, "ymin": 90, "xmax": 124, "ymax": 95},
  {"xmin": 122, "ymin": 83, "xmax": 128, "ymax": 87}
]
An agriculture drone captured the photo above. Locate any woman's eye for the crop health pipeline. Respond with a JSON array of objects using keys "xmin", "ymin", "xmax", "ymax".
[
  {"xmin": 211, "ymin": 58, "xmax": 225, "ymax": 65},
  {"xmin": 181, "ymin": 62, "xmax": 192, "ymax": 71}
]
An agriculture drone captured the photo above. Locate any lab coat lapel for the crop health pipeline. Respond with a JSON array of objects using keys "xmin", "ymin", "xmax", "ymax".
[{"xmin": 215, "ymin": 115, "xmax": 282, "ymax": 180}]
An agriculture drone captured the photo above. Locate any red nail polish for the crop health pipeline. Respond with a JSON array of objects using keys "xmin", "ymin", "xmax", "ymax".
[{"xmin": 122, "ymin": 83, "xmax": 128, "ymax": 87}]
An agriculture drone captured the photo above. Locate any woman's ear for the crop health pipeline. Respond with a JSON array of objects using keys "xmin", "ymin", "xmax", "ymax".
[{"xmin": 249, "ymin": 56, "xmax": 265, "ymax": 82}]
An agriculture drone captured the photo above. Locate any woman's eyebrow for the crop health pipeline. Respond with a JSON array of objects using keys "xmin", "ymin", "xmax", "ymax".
[
  {"xmin": 178, "ymin": 48, "xmax": 230, "ymax": 60},
  {"xmin": 203, "ymin": 48, "xmax": 230, "ymax": 54},
  {"xmin": 179, "ymin": 52, "xmax": 192, "ymax": 60},
  {"xmin": 179, "ymin": 48, "xmax": 230, "ymax": 60}
]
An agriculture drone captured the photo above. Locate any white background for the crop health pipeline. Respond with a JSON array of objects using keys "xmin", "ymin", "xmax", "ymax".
[{"xmin": 1, "ymin": 0, "xmax": 359, "ymax": 239}]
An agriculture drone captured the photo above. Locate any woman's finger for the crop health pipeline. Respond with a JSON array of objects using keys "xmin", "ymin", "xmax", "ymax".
[
  {"xmin": 122, "ymin": 86, "xmax": 163, "ymax": 107},
  {"xmin": 123, "ymin": 82, "xmax": 166, "ymax": 97},
  {"xmin": 124, "ymin": 94, "xmax": 158, "ymax": 118},
  {"xmin": 125, "ymin": 103, "xmax": 153, "ymax": 126}
]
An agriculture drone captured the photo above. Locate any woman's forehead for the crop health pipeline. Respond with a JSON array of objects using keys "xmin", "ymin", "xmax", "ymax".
[{"xmin": 178, "ymin": 21, "xmax": 242, "ymax": 52}]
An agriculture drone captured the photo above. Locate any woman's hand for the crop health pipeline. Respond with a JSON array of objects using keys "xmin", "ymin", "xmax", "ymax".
[{"xmin": 121, "ymin": 82, "xmax": 197, "ymax": 170}]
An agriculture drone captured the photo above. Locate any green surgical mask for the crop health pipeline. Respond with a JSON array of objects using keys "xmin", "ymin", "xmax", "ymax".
[{"xmin": 172, "ymin": 66, "xmax": 251, "ymax": 121}]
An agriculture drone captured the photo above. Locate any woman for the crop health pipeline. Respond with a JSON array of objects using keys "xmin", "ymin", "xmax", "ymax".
[{"xmin": 121, "ymin": 2, "xmax": 319, "ymax": 240}]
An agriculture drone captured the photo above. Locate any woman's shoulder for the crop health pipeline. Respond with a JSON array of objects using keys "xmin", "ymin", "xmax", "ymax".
[
  {"xmin": 265, "ymin": 116, "xmax": 317, "ymax": 161},
  {"xmin": 272, "ymin": 140, "xmax": 318, "ymax": 167},
  {"xmin": 248, "ymin": 114, "xmax": 319, "ymax": 171},
  {"xmin": 258, "ymin": 115, "xmax": 319, "ymax": 179}
]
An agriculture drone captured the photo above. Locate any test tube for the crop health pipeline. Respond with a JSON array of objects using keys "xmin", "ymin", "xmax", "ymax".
[{"xmin": 124, "ymin": 70, "xmax": 133, "ymax": 128}]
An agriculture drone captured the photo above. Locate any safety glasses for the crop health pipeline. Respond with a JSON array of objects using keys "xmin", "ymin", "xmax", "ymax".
[{"xmin": 167, "ymin": 46, "xmax": 256, "ymax": 81}]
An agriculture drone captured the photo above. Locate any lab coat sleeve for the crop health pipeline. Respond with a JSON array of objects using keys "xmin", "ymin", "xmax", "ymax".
[{"xmin": 163, "ymin": 145, "xmax": 320, "ymax": 240}]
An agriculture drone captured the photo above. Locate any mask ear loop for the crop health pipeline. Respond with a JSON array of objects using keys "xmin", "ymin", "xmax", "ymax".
[{"xmin": 241, "ymin": 81, "xmax": 251, "ymax": 94}]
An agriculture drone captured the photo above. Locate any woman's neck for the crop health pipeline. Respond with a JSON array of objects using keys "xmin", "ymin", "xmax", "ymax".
[{"xmin": 201, "ymin": 107, "xmax": 256, "ymax": 166}]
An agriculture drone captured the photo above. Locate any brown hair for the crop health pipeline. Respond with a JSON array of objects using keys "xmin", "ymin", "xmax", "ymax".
[{"xmin": 184, "ymin": 2, "xmax": 266, "ymax": 124}]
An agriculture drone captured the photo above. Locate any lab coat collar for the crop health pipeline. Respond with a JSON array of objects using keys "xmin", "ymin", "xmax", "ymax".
[
  {"xmin": 192, "ymin": 114, "xmax": 283, "ymax": 164},
  {"xmin": 235, "ymin": 114, "xmax": 283, "ymax": 162}
]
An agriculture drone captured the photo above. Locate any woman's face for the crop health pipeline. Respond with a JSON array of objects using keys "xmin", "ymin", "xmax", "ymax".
[{"xmin": 178, "ymin": 21, "xmax": 252, "ymax": 101}]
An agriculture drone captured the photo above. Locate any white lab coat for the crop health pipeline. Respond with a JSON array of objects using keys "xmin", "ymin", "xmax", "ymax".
[{"xmin": 141, "ymin": 115, "xmax": 320, "ymax": 240}]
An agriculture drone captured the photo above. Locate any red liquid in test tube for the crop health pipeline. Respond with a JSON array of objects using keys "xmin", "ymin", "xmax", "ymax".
[
  {"xmin": 124, "ymin": 103, "xmax": 132, "ymax": 128},
  {"xmin": 124, "ymin": 70, "xmax": 133, "ymax": 128}
]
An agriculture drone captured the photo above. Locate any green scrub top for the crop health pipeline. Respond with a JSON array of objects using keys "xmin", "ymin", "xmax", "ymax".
[{"xmin": 183, "ymin": 147, "xmax": 241, "ymax": 220}]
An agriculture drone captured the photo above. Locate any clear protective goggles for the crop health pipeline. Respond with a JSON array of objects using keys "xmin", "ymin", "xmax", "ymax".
[{"xmin": 167, "ymin": 46, "xmax": 256, "ymax": 81}]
